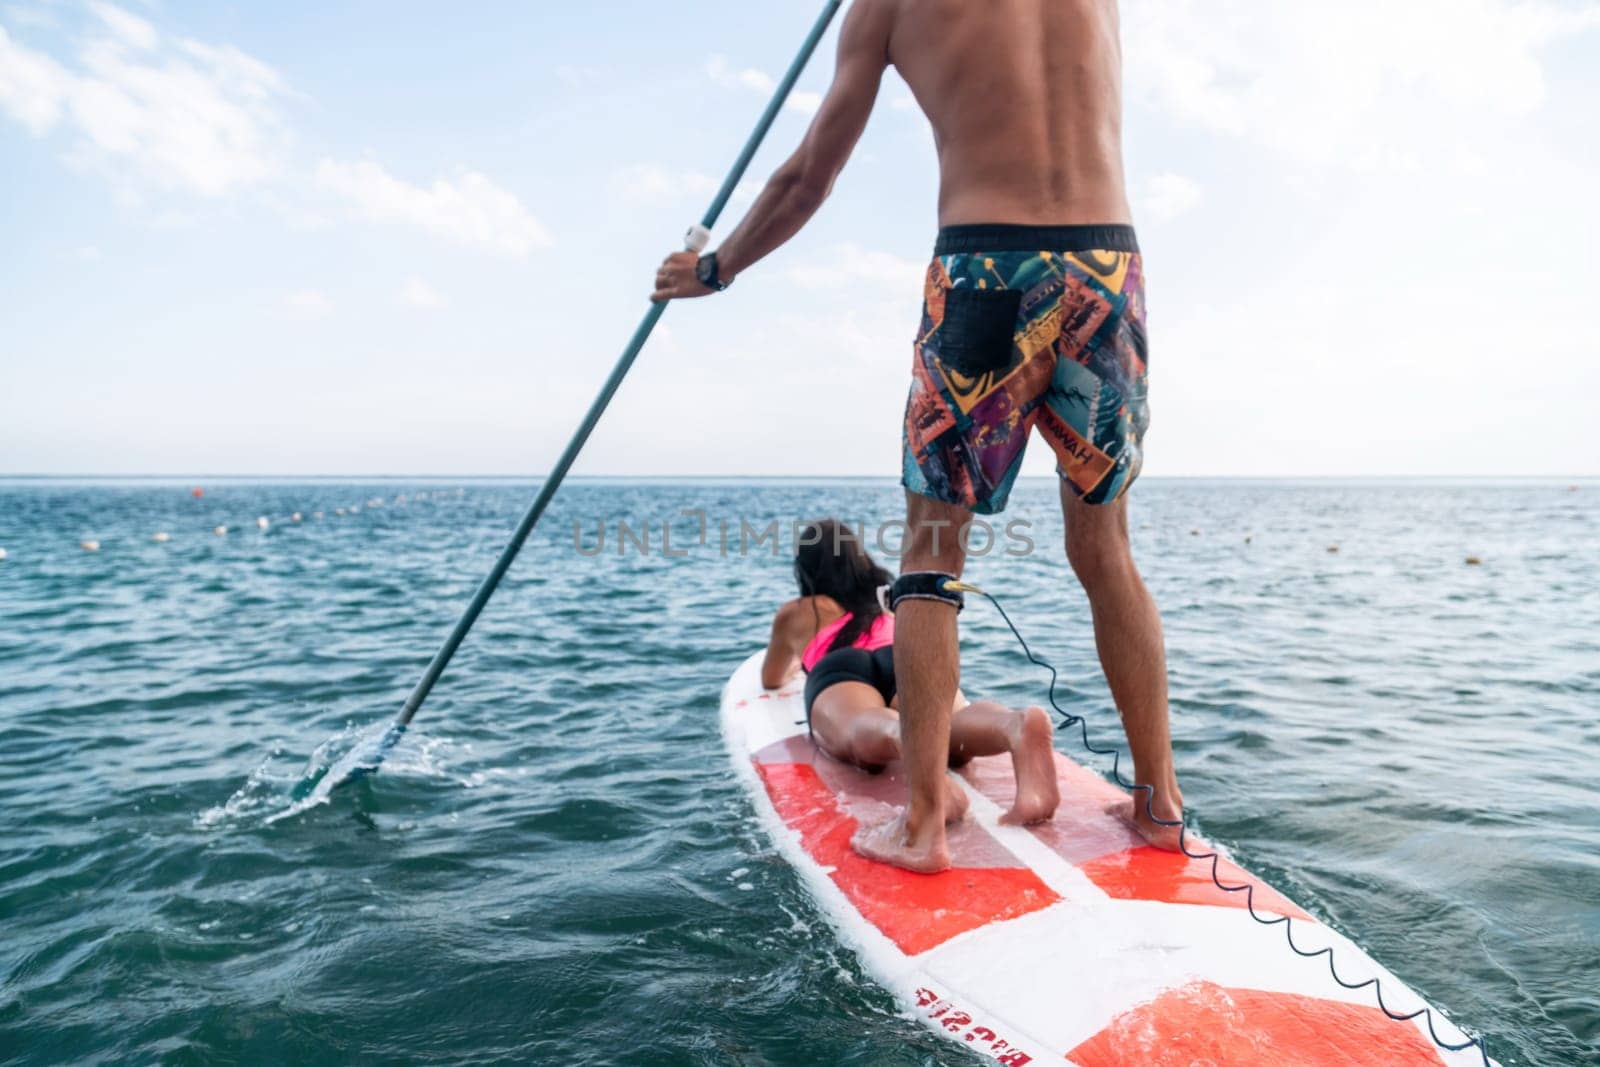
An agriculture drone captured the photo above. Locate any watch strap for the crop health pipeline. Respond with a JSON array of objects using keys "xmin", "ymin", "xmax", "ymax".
[{"xmin": 696, "ymin": 253, "xmax": 729, "ymax": 292}]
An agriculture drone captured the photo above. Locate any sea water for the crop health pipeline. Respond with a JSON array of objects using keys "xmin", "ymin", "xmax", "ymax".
[{"xmin": 1, "ymin": 477, "xmax": 1596, "ymax": 1065}]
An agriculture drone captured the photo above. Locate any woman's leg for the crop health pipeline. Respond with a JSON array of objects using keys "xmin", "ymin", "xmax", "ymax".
[
  {"xmin": 810, "ymin": 682, "xmax": 969, "ymax": 823},
  {"xmin": 948, "ymin": 701, "xmax": 1061, "ymax": 825},
  {"xmin": 810, "ymin": 682, "xmax": 901, "ymax": 769}
]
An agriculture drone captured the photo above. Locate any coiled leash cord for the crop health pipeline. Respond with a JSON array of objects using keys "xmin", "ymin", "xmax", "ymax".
[{"xmin": 951, "ymin": 579, "xmax": 1492, "ymax": 1066}]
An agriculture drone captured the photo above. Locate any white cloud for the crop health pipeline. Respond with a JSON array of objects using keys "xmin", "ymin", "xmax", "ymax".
[
  {"xmin": 2, "ymin": 6, "xmax": 537, "ymax": 255},
  {"xmin": 0, "ymin": 6, "xmax": 289, "ymax": 196},
  {"xmin": 787, "ymin": 90, "xmax": 822, "ymax": 116},
  {"xmin": 787, "ymin": 243, "xmax": 924, "ymax": 293},
  {"xmin": 706, "ymin": 54, "xmax": 822, "ymax": 116},
  {"xmin": 612, "ymin": 162, "xmax": 761, "ymax": 209},
  {"xmin": 653, "ymin": 322, "xmax": 683, "ymax": 356},
  {"xmin": 614, "ymin": 163, "xmax": 720, "ymax": 201},
  {"xmin": 401, "ymin": 276, "xmax": 446, "ymax": 310},
  {"xmin": 0, "ymin": 25, "xmax": 74, "ymax": 132},
  {"xmin": 1139, "ymin": 173, "xmax": 1202, "ymax": 224},
  {"xmin": 89, "ymin": 2, "xmax": 155, "ymax": 52},
  {"xmin": 1125, "ymin": 0, "xmax": 1600, "ymax": 170},
  {"xmin": 2, "ymin": 5, "xmax": 61, "ymax": 32},
  {"xmin": 284, "ymin": 289, "xmax": 332, "ymax": 319},
  {"xmin": 315, "ymin": 159, "xmax": 552, "ymax": 257}
]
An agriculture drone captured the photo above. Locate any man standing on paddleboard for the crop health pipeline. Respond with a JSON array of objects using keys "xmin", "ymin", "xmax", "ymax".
[{"xmin": 653, "ymin": 0, "xmax": 1183, "ymax": 873}]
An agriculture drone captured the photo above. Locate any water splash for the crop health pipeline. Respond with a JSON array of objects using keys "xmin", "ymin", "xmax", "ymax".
[
  {"xmin": 197, "ymin": 720, "xmax": 400, "ymax": 828},
  {"xmin": 197, "ymin": 721, "xmax": 495, "ymax": 828},
  {"xmin": 195, "ymin": 744, "xmax": 295, "ymax": 827}
]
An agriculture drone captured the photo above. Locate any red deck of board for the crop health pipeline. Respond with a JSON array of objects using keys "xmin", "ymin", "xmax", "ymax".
[
  {"xmin": 1067, "ymin": 981, "xmax": 1447, "ymax": 1066},
  {"xmin": 960, "ymin": 753, "xmax": 1309, "ymax": 919},
  {"xmin": 755, "ymin": 762, "xmax": 1059, "ymax": 955}
]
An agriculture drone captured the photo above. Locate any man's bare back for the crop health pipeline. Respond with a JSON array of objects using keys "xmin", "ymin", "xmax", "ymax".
[
  {"xmin": 885, "ymin": 0, "xmax": 1132, "ymax": 227},
  {"xmin": 652, "ymin": 0, "xmax": 1133, "ymax": 295}
]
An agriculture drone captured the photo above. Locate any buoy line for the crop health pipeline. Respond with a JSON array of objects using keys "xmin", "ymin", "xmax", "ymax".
[{"xmin": 6, "ymin": 488, "xmax": 470, "ymax": 561}]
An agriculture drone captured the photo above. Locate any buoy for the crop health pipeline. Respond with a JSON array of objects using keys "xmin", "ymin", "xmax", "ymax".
[
  {"xmin": 215, "ymin": 525, "xmax": 228, "ymax": 536},
  {"xmin": 256, "ymin": 516, "xmax": 270, "ymax": 530},
  {"xmin": 152, "ymin": 532, "xmax": 171, "ymax": 543},
  {"xmin": 1466, "ymin": 556, "xmax": 1483, "ymax": 566},
  {"xmin": 80, "ymin": 540, "xmax": 100, "ymax": 552},
  {"xmin": 0, "ymin": 547, "xmax": 9, "ymax": 561},
  {"xmin": 191, "ymin": 487, "xmax": 204, "ymax": 498},
  {"xmin": 291, "ymin": 512, "xmax": 302, "ymax": 523}
]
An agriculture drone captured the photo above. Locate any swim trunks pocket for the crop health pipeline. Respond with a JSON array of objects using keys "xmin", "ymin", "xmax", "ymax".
[{"xmin": 937, "ymin": 286, "xmax": 1022, "ymax": 378}]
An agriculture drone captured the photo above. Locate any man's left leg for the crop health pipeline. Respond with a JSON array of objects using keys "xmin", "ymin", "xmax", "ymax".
[{"xmin": 1061, "ymin": 484, "xmax": 1185, "ymax": 849}]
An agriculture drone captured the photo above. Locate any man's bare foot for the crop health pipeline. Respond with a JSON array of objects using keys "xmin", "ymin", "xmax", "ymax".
[
  {"xmin": 944, "ymin": 772, "xmax": 970, "ymax": 825},
  {"xmin": 1104, "ymin": 791, "xmax": 1186, "ymax": 852},
  {"xmin": 1000, "ymin": 706, "xmax": 1060, "ymax": 825},
  {"xmin": 851, "ymin": 811, "xmax": 951, "ymax": 873}
]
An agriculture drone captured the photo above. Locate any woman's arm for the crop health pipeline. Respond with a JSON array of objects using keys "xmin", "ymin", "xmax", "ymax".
[{"xmin": 761, "ymin": 600, "xmax": 807, "ymax": 689}]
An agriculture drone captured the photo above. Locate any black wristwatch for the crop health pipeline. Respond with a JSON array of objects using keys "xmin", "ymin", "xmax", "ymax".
[{"xmin": 695, "ymin": 252, "xmax": 729, "ymax": 292}]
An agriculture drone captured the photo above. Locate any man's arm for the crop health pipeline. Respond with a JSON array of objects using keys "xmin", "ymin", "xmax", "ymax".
[{"xmin": 651, "ymin": 0, "xmax": 891, "ymax": 302}]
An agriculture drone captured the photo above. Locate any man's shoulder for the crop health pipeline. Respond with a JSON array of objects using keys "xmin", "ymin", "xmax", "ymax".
[{"xmin": 842, "ymin": 0, "xmax": 900, "ymax": 54}]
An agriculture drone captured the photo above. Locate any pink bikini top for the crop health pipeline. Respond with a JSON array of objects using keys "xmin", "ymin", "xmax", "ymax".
[{"xmin": 800, "ymin": 611, "xmax": 895, "ymax": 672}]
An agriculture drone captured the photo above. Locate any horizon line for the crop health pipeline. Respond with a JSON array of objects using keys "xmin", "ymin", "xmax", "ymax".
[{"xmin": 2, "ymin": 473, "xmax": 1596, "ymax": 482}]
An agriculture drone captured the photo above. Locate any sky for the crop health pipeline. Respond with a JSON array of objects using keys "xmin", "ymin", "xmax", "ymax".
[{"xmin": 2, "ymin": 0, "xmax": 1598, "ymax": 477}]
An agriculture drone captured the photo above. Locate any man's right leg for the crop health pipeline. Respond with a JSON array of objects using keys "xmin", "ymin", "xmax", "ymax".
[
  {"xmin": 850, "ymin": 490, "xmax": 970, "ymax": 873},
  {"xmin": 1061, "ymin": 485, "xmax": 1185, "ymax": 848}
]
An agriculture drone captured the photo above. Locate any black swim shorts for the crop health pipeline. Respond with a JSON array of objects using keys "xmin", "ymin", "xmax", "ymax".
[{"xmin": 803, "ymin": 645, "xmax": 896, "ymax": 721}]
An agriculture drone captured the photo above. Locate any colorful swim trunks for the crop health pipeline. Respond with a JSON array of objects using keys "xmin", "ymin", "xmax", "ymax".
[{"xmin": 901, "ymin": 224, "xmax": 1149, "ymax": 514}]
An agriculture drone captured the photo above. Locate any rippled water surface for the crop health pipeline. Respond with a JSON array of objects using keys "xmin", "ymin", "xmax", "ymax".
[{"xmin": 1, "ymin": 477, "xmax": 1597, "ymax": 1066}]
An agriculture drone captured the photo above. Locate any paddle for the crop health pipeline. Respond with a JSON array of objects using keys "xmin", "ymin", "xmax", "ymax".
[{"xmin": 323, "ymin": 0, "xmax": 848, "ymax": 789}]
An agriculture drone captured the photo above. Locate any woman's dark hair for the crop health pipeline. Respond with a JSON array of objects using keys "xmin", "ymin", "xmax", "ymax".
[{"xmin": 794, "ymin": 519, "xmax": 893, "ymax": 655}]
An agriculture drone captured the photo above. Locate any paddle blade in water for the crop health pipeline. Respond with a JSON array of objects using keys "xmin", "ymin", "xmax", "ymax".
[
  {"xmin": 318, "ymin": 722, "xmax": 406, "ymax": 793},
  {"xmin": 279, "ymin": 720, "xmax": 405, "ymax": 812}
]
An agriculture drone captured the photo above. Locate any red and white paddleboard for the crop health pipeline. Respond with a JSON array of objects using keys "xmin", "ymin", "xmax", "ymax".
[{"xmin": 722, "ymin": 651, "xmax": 1491, "ymax": 1066}]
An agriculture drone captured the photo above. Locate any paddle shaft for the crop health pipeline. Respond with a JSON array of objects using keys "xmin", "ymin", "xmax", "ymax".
[{"xmin": 393, "ymin": 0, "xmax": 845, "ymax": 730}]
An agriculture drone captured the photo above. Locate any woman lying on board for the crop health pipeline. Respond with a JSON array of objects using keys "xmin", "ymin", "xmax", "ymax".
[{"xmin": 762, "ymin": 519, "xmax": 1059, "ymax": 825}]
